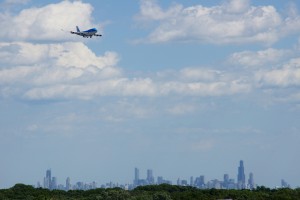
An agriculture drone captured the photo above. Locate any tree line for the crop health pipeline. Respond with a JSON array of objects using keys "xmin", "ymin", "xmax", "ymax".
[{"xmin": 0, "ymin": 183, "xmax": 299, "ymax": 200}]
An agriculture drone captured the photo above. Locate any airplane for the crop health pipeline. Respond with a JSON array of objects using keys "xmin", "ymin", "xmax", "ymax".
[{"xmin": 70, "ymin": 26, "xmax": 102, "ymax": 38}]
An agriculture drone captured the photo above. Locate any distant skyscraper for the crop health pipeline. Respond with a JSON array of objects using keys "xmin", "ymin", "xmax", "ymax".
[
  {"xmin": 51, "ymin": 177, "xmax": 57, "ymax": 190},
  {"xmin": 190, "ymin": 176, "xmax": 194, "ymax": 186},
  {"xmin": 44, "ymin": 169, "xmax": 52, "ymax": 189},
  {"xmin": 46, "ymin": 169, "xmax": 51, "ymax": 180},
  {"xmin": 223, "ymin": 174, "xmax": 229, "ymax": 189},
  {"xmin": 66, "ymin": 177, "xmax": 71, "ymax": 191},
  {"xmin": 237, "ymin": 160, "xmax": 246, "ymax": 189},
  {"xmin": 200, "ymin": 175, "xmax": 205, "ymax": 186},
  {"xmin": 176, "ymin": 178, "xmax": 181, "ymax": 185},
  {"xmin": 147, "ymin": 169, "xmax": 154, "ymax": 184},
  {"xmin": 248, "ymin": 172, "xmax": 255, "ymax": 189},
  {"xmin": 134, "ymin": 168, "xmax": 139, "ymax": 186},
  {"xmin": 195, "ymin": 175, "xmax": 205, "ymax": 188},
  {"xmin": 157, "ymin": 176, "xmax": 163, "ymax": 185},
  {"xmin": 281, "ymin": 179, "xmax": 290, "ymax": 188}
]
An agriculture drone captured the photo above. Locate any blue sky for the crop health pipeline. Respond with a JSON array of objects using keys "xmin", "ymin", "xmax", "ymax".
[{"xmin": 0, "ymin": 0, "xmax": 300, "ymax": 189}]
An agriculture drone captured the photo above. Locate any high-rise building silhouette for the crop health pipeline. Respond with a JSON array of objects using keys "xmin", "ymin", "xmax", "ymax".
[
  {"xmin": 199, "ymin": 175, "xmax": 205, "ymax": 187},
  {"xmin": 46, "ymin": 169, "xmax": 51, "ymax": 177},
  {"xmin": 223, "ymin": 174, "xmax": 229, "ymax": 188},
  {"xmin": 281, "ymin": 179, "xmax": 290, "ymax": 188},
  {"xmin": 248, "ymin": 172, "xmax": 255, "ymax": 189},
  {"xmin": 157, "ymin": 176, "xmax": 163, "ymax": 184},
  {"xmin": 44, "ymin": 169, "xmax": 52, "ymax": 189},
  {"xmin": 134, "ymin": 168, "xmax": 139, "ymax": 186},
  {"xmin": 51, "ymin": 177, "xmax": 57, "ymax": 190},
  {"xmin": 237, "ymin": 160, "xmax": 246, "ymax": 189},
  {"xmin": 190, "ymin": 176, "xmax": 194, "ymax": 186},
  {"xmin": 194, "ymin": 175, "xmax": 205, "ymax": 188},
  {"xmin": 147, "ymin": 169, "xmax": 154, "ymax": 184},
  {"xmin": 66, "ymin": 177, "xmax": 71, "ymax": 191}
]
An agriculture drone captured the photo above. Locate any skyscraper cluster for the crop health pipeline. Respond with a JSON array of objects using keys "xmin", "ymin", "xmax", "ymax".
[
  {"xmin": 133, "ymin": 168, "xmax": 171, "ymax": 188},
  {"xmin": 133, "ymin": 160, "xmax": 256, "ymax": 190},
  {"xmin": 281, "ymin": 179, "xmax": 290, "ymax": 188},
  {"xmin": 38, "ymin": 169, "xmax": 97, "ymax": 191},
  {"xmin": 42, "ymin": 169, "xmax": 57, "ymax": 190},
  {"xmin": 37, "ymin": 160, "xmax": 263, "ymax": 191}
]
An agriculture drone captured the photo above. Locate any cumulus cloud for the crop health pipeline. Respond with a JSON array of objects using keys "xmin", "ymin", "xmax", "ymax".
[
  {"xmin": 0, "ymin": 1, "xmax": 97, "ymax": 41},
  {"xmin": 0, "ymin": 41, "xmax": 121, "ymax": 99},
  {"xmin": 0, "ymin": 41, "xmax": 250, "ymax": 100},
  {"xmin": 0, "ymin": 42, "xmax": 118, "ymax": 69},
  {"xmin": 135, "ymin": 0, "xmax": 300, "ymax": 44},
  {"xmin": 222, "ymin": 0, "xmax": 250, "ymax": 13},
  {"xmin": 160, "ymin": 80, "xmax": 250, "ymax": 96},
  {"xmin": 0, "ymin": 0, "xmax": 253, "ymax": 101},
  {"xmin": 229, "ymin": 48, "xmax": 292, "ymax": 68},
  {"xmin": 0, "ymin": 42, "xmax": 119, "ymax": 78},
  {"xmin": 22, "ymin": 74, "xmax": 250, "ymax": 100},
  {"xmin": 256, "ymin": 58, "xmax": 300, "ymax": 87}
]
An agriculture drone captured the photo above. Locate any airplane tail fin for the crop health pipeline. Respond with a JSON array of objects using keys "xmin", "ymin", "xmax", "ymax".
[{"xmin": 76, "ymin": 26, "xmax": 80, "ymax": 32}]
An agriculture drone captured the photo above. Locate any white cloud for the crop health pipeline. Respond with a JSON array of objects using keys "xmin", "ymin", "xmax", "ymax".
[
  {"xmin": 160, "ymin": 67, "xmax": 251, "ymax": 96},
  {"xmin": 22, "ymin": 74, "xmax": 251, "ymax": 100},
  {"xmin": 0, "ymin": 38, "xmax": 252, "ymax": 101},
  {"xmin": 0, "ymin": 42, "xmax": 120, "ymax": 85},
  {"xmin": 135, "ymin": 0, "xmax": 300, "ymax": 44},
  {"xmin": 137, "ymin": 0, "xmax": 182, "ymax": 21},
  {"xmin": 0, "ymin": 44, "xmax": 251, "ymax": 100},
  {"xmin": 0, "ymin": 1, "xmax": 97, "ymax": 41},
  {"xmin": 256, "ymin": 58, "xmax": 300, "ymax": 87},
  {"xmin": 0, "ymin": 41, "xmax": 122, "ymax": 99},
  {"xmin": 48, "ymin": 43, "xmax": 118, "ymax": 70},
  {"xmin": 0, "ymin": 42, "xmax": 119, "ymax": 69},
  {"xmin": 222, "ymin": 0, "xmax": 250, "ymax": 14},
  {"xmin": 229, "ymin": 48, "xmax": 292, "ymax": 68},
  {"xmin": 0, "ymin": 42, "xmax": 48, "ymax": 65}
]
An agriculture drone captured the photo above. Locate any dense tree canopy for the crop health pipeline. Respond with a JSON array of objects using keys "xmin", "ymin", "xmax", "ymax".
[{"xmin": 0, "ymin": 183, "xmax": 299, "ymax": 200}]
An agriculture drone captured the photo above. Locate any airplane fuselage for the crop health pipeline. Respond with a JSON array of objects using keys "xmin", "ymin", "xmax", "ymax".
[
  {"xmin": 82, "ymin": 28, "xmax": 97, "ymax": 37},
  {"xmin": 70, "ymin": 27, "xmax": 102, "ymax": 38}
]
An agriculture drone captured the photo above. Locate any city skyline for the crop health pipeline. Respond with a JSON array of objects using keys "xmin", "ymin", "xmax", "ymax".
[
  {"xmin": 35, "ymin": 160, "xmax": 292, "ymax": 191},
  {"xmin": 1, "ymin": 0, "xmax": 300, "ymax": 189}
]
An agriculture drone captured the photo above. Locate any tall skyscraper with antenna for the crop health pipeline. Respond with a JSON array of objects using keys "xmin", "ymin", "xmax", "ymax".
[
  {"xmin": 237, "ymin": 160, "xmax": 246, "ymax": 189},
  {"xmin": 44, "ymin": 169, "xmax": 52, "ymax": 189}
]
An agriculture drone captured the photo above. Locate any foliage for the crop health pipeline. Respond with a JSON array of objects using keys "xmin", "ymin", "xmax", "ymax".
[{"xmin": 0, "ymin": 184, "xmax": 299, "ymax": 200}]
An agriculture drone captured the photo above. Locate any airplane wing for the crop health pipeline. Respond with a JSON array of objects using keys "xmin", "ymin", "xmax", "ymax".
[{"xmin": 94, "ymin": 34, "xmax": 102, "ymax": 37}]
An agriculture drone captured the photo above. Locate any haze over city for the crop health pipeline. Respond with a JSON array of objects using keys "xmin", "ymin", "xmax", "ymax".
[
  {"xmin": 0, "ymin": 0, "xmax": 299, "ymax": 189},
  {"xmin": 39, "ymin": 161, "xmax": 258, "ymax": 191}
]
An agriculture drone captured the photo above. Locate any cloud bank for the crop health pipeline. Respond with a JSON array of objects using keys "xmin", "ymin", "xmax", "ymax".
[
  {"xmin": 0, "ymin": 0, "xmax": 299, "ymax": 103},
  {"xmin": 0, "ymin": 41, "xmax": 250, "ymax": 100},
  {"xmin": 136, "ymin": 0, "xmax": 300, "ymax": 44}
]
